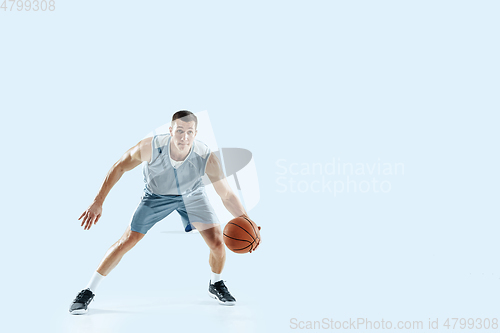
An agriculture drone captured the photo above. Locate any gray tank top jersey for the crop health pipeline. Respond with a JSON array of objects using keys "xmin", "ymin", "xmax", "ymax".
[{"xmin": 142, "ymin": 133, "xmax": 211, "ymax": 195}]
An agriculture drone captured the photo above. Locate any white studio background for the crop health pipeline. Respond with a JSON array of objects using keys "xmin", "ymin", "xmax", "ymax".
[{"xmin": 0, "ymin": 1, "xmax": 499, "ymax": 332}]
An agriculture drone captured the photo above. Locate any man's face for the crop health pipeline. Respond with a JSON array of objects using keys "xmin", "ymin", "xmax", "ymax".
[{"xmin": 169, "ymin": 119, "xmax": 197, "ymax": 153}]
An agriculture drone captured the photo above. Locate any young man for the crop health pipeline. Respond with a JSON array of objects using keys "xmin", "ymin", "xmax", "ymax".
[{"xmin": 69, "ymin": 110, "xmax": 261, "ymax": 314}]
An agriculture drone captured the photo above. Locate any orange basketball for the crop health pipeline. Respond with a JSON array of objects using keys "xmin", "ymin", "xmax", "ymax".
[{"xmin": 223, "ymin": 216, "xmax": 260, "ymax": 254}]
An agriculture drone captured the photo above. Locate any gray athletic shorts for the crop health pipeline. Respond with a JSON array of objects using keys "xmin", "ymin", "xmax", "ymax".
[{"xmin": 129, "ymin": 189, "xmax": 220, "ymax": 234}]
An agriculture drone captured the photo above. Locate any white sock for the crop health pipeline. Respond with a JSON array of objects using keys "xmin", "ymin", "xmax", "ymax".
[
  {"xmin": 86, "ymin": 271, "xmax": 105, "ymax": 293},
  {"xmin": 210, "ymin": 271, "xmax": 222, "ymax": 284}
]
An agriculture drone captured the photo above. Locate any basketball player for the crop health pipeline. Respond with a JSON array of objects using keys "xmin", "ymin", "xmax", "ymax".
[{"xmin": 69, "ymin": 110, "xmax": 261, "ymax": 314}]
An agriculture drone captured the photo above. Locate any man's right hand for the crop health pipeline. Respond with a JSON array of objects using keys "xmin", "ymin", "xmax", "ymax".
[{"xmin": 79, "ymin": 201, "xmax": 103, "ymax": 230}]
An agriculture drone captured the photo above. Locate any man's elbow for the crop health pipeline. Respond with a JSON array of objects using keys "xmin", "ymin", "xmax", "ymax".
[
  {"xmin": 112, "ymin": 161, "xmax": 128, "ymax": 175},
  {"xmin": 114, "ymin": 157, "xmax": 138, "ymax": 174},
  {"xmin": 221, "ymin": 190, "xmax": 237, "ymax": 202}
]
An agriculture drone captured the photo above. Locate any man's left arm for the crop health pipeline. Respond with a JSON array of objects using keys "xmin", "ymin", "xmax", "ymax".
[{"xmin": 205, "ymin": 152, "xmax": 261, "ymax": 251}]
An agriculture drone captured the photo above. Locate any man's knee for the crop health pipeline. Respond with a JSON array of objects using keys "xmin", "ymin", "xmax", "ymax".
[
  {"xmin": 211, "ymin": 237, "xmax": 224, "ymax": 250},
  {"xmin": 202, "ymin": 229, "xmax": 224, "ymax": 250},
  {"xmin": 208, "ymin": 234, "xmax": 225, "ymax": 255},
  {"xmin": 118, "ymin": 229, "xmax": 144, "ymax": 251}
]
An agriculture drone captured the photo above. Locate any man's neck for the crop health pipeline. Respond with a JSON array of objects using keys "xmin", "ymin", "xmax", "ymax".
[{"xmin": 169, "ymin": 141, "xmax": 190, "ymax": 161}]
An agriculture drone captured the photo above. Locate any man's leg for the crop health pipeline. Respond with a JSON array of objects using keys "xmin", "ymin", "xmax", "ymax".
[
  {"xmin": 96, "ymin": 225, "xmax": 145, "ymax": 276},
  {"xmin": 70, "ymin": 192, "xmax": 178, "ymax": 314},
  {"xmin": 194, "ymin": 223, "xmax": 236, "ymax": 306},
  {"xmin": 195, "ymin": 223, "xmax": 226, "ymax": 275},
  {"xmin": 69, "ymin": 226, "xmax": 145, "ymax": 314}
]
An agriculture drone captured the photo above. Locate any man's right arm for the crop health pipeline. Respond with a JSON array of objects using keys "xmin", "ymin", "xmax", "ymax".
[{"xmin": 79, "ymin": 137, "xmax": 152, "ymax": 230}]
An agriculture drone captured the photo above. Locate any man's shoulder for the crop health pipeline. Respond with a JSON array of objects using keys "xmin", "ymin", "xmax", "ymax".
[
  {"xmin": 151, "ymin": 133, "xmax": 170, "ymax": 149},
  {"xmin": 193, "ymin": 139, "xmax": 210, "ymax": 159}
]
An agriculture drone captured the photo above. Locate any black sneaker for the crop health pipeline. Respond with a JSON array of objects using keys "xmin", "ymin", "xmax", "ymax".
[
  {"xmin": 208, "ymin": 280, "xmax": 236, "ymax": 306},
  {"xmin": 69, "ymin": 288, "xmax": 95, "ymax": 314}
]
